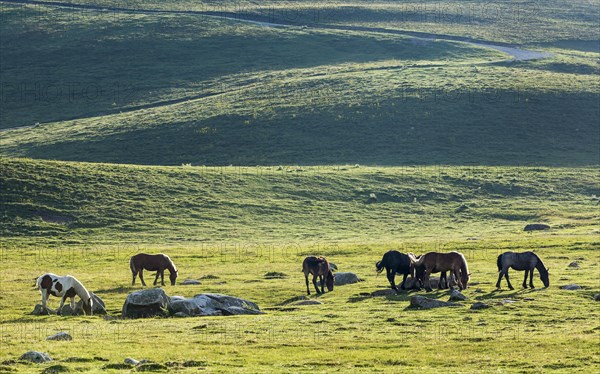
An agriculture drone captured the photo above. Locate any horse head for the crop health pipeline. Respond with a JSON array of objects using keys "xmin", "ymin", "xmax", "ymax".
[
  {"xmin": 375, "ymin": 261, "xmax": 384, "ymax": 274},
  {"xmin": 540, "ymin": 268, "xmax": 550, "ymax": 287},
  {"xmin": 170, "ymin": 270, "xmax": 178, "ymax": 286},
  {"xmin": 82, "ymin": 297, "xmax": 93, "ymax": 316},
  {"xmin": 326, "ymin": 270, "xmax": 334, "ymax": 292}
]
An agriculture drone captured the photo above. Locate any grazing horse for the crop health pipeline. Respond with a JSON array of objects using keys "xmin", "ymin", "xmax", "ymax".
[
  {"xmin": 408, "ymin": 252, "xmax": 470, "ymax": 292},
  {"xmin": 130, "ymin": 253, "xmax": 178, "ymax": 286},
  {"xmin": 302, "ymin": 256, "xmax": 334, "ymax": 295},
  {"xmin": 35, "ymin": 273, "xmax": 93, "ymax": 315},
  {"xmin": 496, "ymin": 251, "xmax": 549, "ymax": 290},
  {"xmin": 375, "ymin": 250, "xmax": 414, "ymax": 291}
]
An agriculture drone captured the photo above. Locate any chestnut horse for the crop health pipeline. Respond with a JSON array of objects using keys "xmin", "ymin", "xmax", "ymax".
[
  {"xmin": 302, "ymin": 256, "xmax": 334, "ymax": 295},
  {"xmin": 130, "ymin": 253, "xmax": 178, "ymax": 286},
  {"xmin": 408, "ymin": 252, "xmax": 470, "ymax": 291}
]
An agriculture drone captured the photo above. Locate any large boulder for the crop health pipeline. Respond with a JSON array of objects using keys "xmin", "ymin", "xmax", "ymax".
[
  {"xmin": 524, "ymin": 223, "xmax": 550, "ymax": 231},
  {"xmin": 449, "ymin": 289, "xmax": 468, "ymax": 301},
  {"xmin": 410, "ymin": 296, "xmax": 461, "ymax": 309},
  {"xmin": 402, "ymin": 276, "xmax": 447, "ymax": 290},
  {"xmin": 19, "ymin": 351, "xmax": 52, "ymax": 363},
  {"xmin": 169, "ymin": 293, "xmax": 262, "ymax": 317},
  {"xmin": 76, "ymin": 292, "xmax": 107, "ymax": 315},
  {"xmin": 122, "ymin": 288, "xmax": 171, "ymax": 318},
  {"xmin": 334, "ymin": 272, "xmax": 361, "ymax": 285},
  {"xmin": 31, "ymin": 304, "xmax": 54, "ymax": 315}
]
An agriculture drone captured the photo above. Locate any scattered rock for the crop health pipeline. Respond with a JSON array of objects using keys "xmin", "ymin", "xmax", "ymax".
[
  {"xmin": 279, "ymin": 295, "xmax": 308, "ymax": 305},
  {"xmin": 31, "ymin": 304, "xmax": 54, "ymax": 315},
  {"xmin": 46, "ymin": 332, "xmax": 72, "ymax": 341},
  {"xmin": 501, "ymin": 299, "xmax": 517, "ymax": 304},
  {"xmin": 334, "ymin": 272, "xmax": 361, "ymax": 285},
  {"xmin": 122, "ymin": 288, "xmax": 171, "ymax": 318},
  {"xmin": 200, "ymin": 275, "xmax": 219, "ymax": 280},
  {"xmin": 41, "ymin": 364, "xmax": 70, "ymax": 373},
  {"xmin": 594, "ymin": 294, "xmax": 600, "ymax": 301},
  {"xmin": 568, "ymin": 262, "xmax": 579, "ymax": 268},
  {"xmin": 124, "ymin": 358, "xmax": 139, "ymax": 366},
  {"xmin": 560, "ymin": 284, "xmax": 581, "ymax": 290},
  {"xmin": 181, "ymin": 279, "xmax": 201, "ymax": 285},
  {"xmin": 473, "ymin": 288, "xmax": 484, "ymax": 293},
  {"xmin": 523, "ymin": 298, "xmax": 535, "ymax": 301},
  {"xmin": 293, "ymin": 300, "xmax": 322, "ymax": 306},
  {"xmin": 449, "ymin": 289, "xmax": 468, "ymax": 301},
  {"xmin": 19, "ymin": 351, "xmax": 52, "ymax": 363},
  {"xmin": 455, "ymin": 204, "xmax": 469, "ymax": 213},
  {"xmin": 409, "ymin": 296, "xmax": 461, "ymax": 309},
  {"xmin": 137, "ymin": 363, "xmax": 168, "ymax": 371},
  {"xmin": 524, "ymin": 223, "xmax": 550, "ymax": 231},
  {"xmin": 370, "ymin": 289, "xmax": 397, "ymax": 297},
  {"xmin": 264, "ymin": 272, "xmax": 287, "ymax": 279},
  {"xmin": 466, "ymin": 237, "xmax": 479, "ymax": 241},
  {"xmin": 470, "ymin": 302, "xmax": 491, "ymax": 310}
]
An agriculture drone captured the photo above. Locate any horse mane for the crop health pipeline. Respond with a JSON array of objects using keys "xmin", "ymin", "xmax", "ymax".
[
  {"xmin": 533, "ymin": 253, "xmax": 548, "ymax": 275},
  {"xmin": 163, "ymin": 254, "xmax": 177, "ymax": 272},
  {"xmin": 457, "ymin": 252, "xmax": 469, "ymax": 277},
  {"xmin": 407, "ymin": 252, "xmax": 424, "ymax": 266}
]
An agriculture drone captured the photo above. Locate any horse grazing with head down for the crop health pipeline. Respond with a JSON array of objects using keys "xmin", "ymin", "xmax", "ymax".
[
  {"xmin": 302, "ymin": 256, "xmax": 334, "ymax": 295},
  {"xmin": 408, "ymin": 252, "xmax": 470, "ymax": 292},
  {"xmin": 130, "ymin": 253, "xmax": 178, "ymax": 286},
  {"xmin": 496, "ymin": 251, "xmax": 549, "ymax": 290},
  {"xmin": 376, "ymin": 250, "xmax": 414, "ymax": 291},
  {"xmin": 36, "ymin": 273, "xmax": 93, "ymax": 315}
]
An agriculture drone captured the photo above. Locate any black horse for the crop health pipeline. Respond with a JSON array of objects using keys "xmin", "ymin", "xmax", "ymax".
[
  {"xmin": 496, "ymin": 251, "xmax": 549, "ymax": 290},
  {"xmin": 376, "ymin": 250, "xmax": 414, "ymax": 291}
]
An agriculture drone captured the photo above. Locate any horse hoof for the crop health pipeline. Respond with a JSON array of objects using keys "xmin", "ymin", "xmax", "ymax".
[{"xmin": 509, "ymin": 287, "xmax": 514, "ymax": 290}]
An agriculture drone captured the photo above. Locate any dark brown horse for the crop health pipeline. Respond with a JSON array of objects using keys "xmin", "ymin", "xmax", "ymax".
[
  {"xmin": 408, "ymin": 252, "xmax": 470, "ymax": 291},
  {"xmin": 130, "ymin": 253, "xmax": 178, "ymax": 286},
  {"xmin": 302, "ymin": 256, "xmax": 334, "ymax": 295}
]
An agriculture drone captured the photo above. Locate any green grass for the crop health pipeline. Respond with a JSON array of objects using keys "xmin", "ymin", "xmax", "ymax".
[{"xmin": 1, "ymin": 235, "xmax": 599, "ymax": 372}]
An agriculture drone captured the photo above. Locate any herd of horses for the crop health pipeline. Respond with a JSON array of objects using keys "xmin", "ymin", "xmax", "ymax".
[{"xmin": 35, "ymin": 251, "xmax": 549, "ymax": 315}]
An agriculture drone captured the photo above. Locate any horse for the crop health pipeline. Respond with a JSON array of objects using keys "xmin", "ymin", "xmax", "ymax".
[
  {"xmin": 496, "ymin": 251, "xmax": 549, "ymax": 290},
  {"xmin": 35, "ymin": 273, "xmax": 93, "ymax": 315},
  {"xmin": 408, "ymin": 252, "xmax": 470, "ymax": 291},
  {"xmin": 375, "ymin": 250, "xmax": 414, "ymax": 291},
  {"xmin": 130, "ymin": 253, "xmax": 178, "ymax": 286},
  {"xmin": 302, "ymin": 256, "xmax": 334, "ymax": 295}
]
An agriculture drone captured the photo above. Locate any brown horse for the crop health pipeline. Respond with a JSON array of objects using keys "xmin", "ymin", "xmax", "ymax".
[
  {"xmin": 408, "ymin": 252, "xmax": 470, "ymax": 291},
  {"xmin": 302, "ymin": 256, "xmax": 334, "ymax": 295},
  {"xmin": 130, "ymin": 253, "xmax": 178, "ymax": 286}
]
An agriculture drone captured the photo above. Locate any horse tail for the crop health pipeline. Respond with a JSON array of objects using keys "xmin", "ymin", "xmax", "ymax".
[
  {"xmin": 130, "ymin": 256, "xmax": 137, "ymax": 273},
  {"xmin": 34, "ymin": 274, "xmax": 45, "ymax": 290},
  {"xmin": 496, "ymin": 253, "xmax": 503, "ymax": 272},
  {"xmin": 376, "ymin": 253, "xmax": 386, "ymax": 273}
]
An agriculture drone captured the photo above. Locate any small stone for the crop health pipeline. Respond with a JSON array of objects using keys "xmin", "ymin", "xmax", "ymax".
[
  {"xmin": 560, "ymin": 284, "xmax": 582, "ymax": 290},
  {"xmin": 334, "ymin": 272, "xmax": 361, "ymax": 285},
  {"xmin": 568, "ymin": 262, "xmax": 579, "ymax": 268},
  {"xmin": 124, "ymin": 358, "xmax": 139, "ymax": 366},
  {"xmin": 449, "ymin": 289, "xmax": 468, "ymax": 301},
  {"xmin": 293, "ymin": 300, "xmax": 322, "ymax": 306},
  {"xmin": 473, "ymin": 288, "xmax": 484, "ymax": 293},
  {"xmin": 410, "ymin": 296, "xmax": 461, "ymax": 309},
  {"xmin": 31, "ymin": 304, "xmax": 54, "ymax": 315},
  {"xmin": 594, "ymin": 294, "xmax": 600, "ymax": 301},
  {"xmin": 46, "ymin": 332, "xmax": 72, "ymax": 341},
  {"xmin": 181, "ymin": 279, "xmax": 201, "ymax": 285},
  {"xmin": 524, "ymin": 223, "xmax": 550, "ymax": 231},
  {"xmin": 470, "ymin": 302, "xmax": 491, "ymax": 310},
  {"xmin": 19, "ymin": 351, "xmax": 52, "ymax": 363}
]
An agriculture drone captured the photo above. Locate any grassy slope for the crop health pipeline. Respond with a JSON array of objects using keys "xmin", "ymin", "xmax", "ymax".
[
  {"xmin": 2, "ymin": 158, "xmax": 598, "ymax": 246},
  {"xmin": 1, "ymin": 2, "xmax": 599, "ymax": 166}
]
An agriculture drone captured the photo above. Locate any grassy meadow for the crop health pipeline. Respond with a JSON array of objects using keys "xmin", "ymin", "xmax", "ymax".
[{"xmin": 0, "ymin": 0, "xmax": 599, "ymax": 372}]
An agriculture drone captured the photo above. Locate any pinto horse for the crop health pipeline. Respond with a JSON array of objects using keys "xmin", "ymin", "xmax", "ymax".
[
  {"xmin": 408, "ymin": 252, "xmax": 470, "ymax": 291},
  {"xmin": 302, "ymin": 256, "xmax": 334, "ymax": 295},
  {"xmin": 36, "ymin": 273, "xmax": 93, "ymax": 315},
  {"xmin": 496, "ymin": 251, "xmax": 549, "ymax": 290},
  {"xmin": 376, "ymin": 250, "xmax": 414, "ymax": 291},
  {"xmin": 130, "ymin": 253, "xmax": 178, "ymax": 286}
]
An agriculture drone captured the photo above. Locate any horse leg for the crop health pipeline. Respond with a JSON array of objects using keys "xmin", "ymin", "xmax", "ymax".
[
  {"xmin": 424, "ymin": 269, "xmax": 433, "ymax": 292},
  {"xmin": 453, "ymin": 269, "xmax": 463, "ymax": 290},
  {"xmin": 305, "ymin": 273, "xmax": 310, "ymax": 295},
  {"xmin": 496, "ymin": 271, "xmax": 504, "ymax": 289},
  {"xmin": 160, "ymin": 270, "xmax": 165, "ymax": 286},
  {"xmin": 438, "ymin": 272, "xmax": 446, "ymax": 289},
  {"xmin": 139, "ymin": 269, "xmax": 147, "ymax": 286},
  {"xmin": 522, "ymin": 270, "xmax": 529, "ymax": 288},
  {"xmin": 504, "ymin": 271, "xmax": 514, "ymax": 290},
  {"xmin": 320, "ymin": 275, "xmax": 325, "ymax": 294},
  {"xmin": 387, "ymin": 269, "xmax": 397, "ymax": 291},
  {"xmin": 58, "ymin": 295, "xmax": 68, "ymax": 316},
  {"xmin": 312, "ymin": 275, "xmax": 320, "ymax": 294},
  {"xmin": 400, "ymin": 273, "xmax": 409, "ymax": 290},
  {"xmin": 153, "ymin": 271, "xmax": 160, "ymax": 286},
  {"xmin": 132, "ymin": 270, "xmax": 137, "ymax": 286},
  {"xmin": 529, "ymin": 268, "xmax": 535, "ymax": 288}
]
